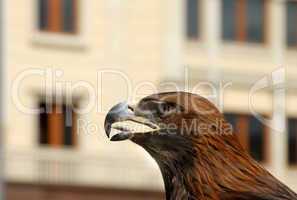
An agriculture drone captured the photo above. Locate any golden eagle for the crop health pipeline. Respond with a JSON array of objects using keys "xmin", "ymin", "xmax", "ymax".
[{"xmin": 104, "ymin": 92, "xmax": 297, "ymax": 200}]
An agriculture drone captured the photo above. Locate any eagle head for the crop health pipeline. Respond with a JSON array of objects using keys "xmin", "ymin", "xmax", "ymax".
[{"xmin": 105, "ymin": 92, "xmax": 231, "ymax": 152}]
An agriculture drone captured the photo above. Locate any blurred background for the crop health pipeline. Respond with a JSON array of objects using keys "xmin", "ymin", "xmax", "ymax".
[{"xmin": 0, "ymin": 0, "xmax": 297, "ymax": 199}]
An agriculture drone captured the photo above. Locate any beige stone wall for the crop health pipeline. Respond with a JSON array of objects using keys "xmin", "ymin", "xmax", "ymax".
[
  {"xmin": 4, "ymin": 0, "xmax": 297, "ymax": 193},
  {"xmin": 6, "ymin": 0, "xmax": 165, "ymax": 191}
]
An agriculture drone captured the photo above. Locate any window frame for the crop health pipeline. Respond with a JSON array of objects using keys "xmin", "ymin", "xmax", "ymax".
[
  {"xmin": 33, "ymin": 0, "xmax": 87, "ymax": 48},
  {"xmin": 38, "ymin": 102, "xmax": 78, "ymax": 149},
  {"xmin": 286, "ymin": 0, "xmax": 297, "ymax": 48},
  {"xmin": 224, "ymin": 113, "xmax": 270, "ymax": 164},
  {"xmin": 222, "ymin": 0, "xmax": 268, "ymax": 44},
  {"xmin": 37, "ymin": 0, "xmax": 78, "ymax": 34},
  {"xmin": 288, "ymin": 117, "xmax": 297, "ymax": 166},
  {"xmin": 185, "ymin": 0, "xmax": 202, "ymax": 41}
]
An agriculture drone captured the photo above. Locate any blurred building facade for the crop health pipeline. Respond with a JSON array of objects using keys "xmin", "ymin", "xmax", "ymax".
[{"xmin": 2, "ymin": 0, "xmax": 297, "ymax": 199}]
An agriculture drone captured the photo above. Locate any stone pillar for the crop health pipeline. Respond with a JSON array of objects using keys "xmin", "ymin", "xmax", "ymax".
[
  {"xmin": 203, "ymin": 0, "xmax": 221, "ymax": 64},
  {"xmin": 0, "ymin": 0, "xmax": 6, "ymax": 198},
  {"xmin": 269, "ymin": 0, "xmax": 287, "ymax": 179},
  {"xmin": 203, "ymin": 0, "xmax": 222, "ymax": 109},
  {"xmin": 161, "ymin": 0, "xmax": 184, "ymax": 82},
  {"xmin": 106, "ymin": 0, "xmax": 124, "ymax": 66}
]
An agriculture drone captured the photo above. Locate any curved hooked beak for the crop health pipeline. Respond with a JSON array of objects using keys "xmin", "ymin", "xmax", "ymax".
[{"xmin": 104, "ymin": 102, "xmax": 160, "ymax": 141}]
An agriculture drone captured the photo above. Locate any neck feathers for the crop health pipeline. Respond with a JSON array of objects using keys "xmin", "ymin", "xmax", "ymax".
[{"xmin": 153, "ymin": 134, "xmax": 297, "ymax": 200}]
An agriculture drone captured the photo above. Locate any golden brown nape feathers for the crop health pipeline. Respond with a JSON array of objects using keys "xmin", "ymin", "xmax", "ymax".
[{"xmin": 105, "ymin": 92, "xmax": 297, "ymax": 200}]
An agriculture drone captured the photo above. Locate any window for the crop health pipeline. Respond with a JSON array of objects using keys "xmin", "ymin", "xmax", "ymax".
[
  {"xmin": 224, "ymin": 113, "xmax": 268, "ymax": 162},
  {"xmin": 286, "ymin": 1, "xmax": 297, "ymax": 47},
  {"xmin": 288, "ymin": 118, "xmax": 297, "ymax": 165},
  {"xmin": 38, "ymin": 0, "xmax": 78, "ymax": 33},
  {"xmin": 186, "ymin": 0, "xmax": 200, "ymax": 39},
  {"xmin": 222, "ymin": 0, "xmax": 266, "ymax": 43},
  {"xmin": 39, "ymin": 102, "xmax": 77, "ymax": 148}
]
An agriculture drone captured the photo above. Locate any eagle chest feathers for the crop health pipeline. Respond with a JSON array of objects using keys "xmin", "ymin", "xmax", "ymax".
[{"xmin": 105, "ymin": 92, "xmax": 297, "ymax": 200}]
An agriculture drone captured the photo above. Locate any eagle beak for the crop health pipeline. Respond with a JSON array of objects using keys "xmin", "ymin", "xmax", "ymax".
[{"xmin": 104, "ymin": 102, "xmax": 160, "ymax": 141}]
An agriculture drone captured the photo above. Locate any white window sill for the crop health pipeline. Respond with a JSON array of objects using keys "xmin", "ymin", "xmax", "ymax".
[
  {"xmin": 31, "ymin": 32, "xmax": 88, "ymax": 50},
  {"xmin": 221, "ymin": 41, "xmax": 269, "ymax": 50},
  {"xmin": 185, "ymin": 40, "xmax": 270, "ymax": 55}
]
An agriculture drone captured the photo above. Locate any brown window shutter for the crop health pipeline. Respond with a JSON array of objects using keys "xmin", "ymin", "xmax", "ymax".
[
  {"xmin": 48, "ymin": 0, "xmax": 62, "ymax": 32},
  {"xmin": 236, "ymin": 0, "xmax": 247, "ymax": 42},
  {"xmin": 236, "ymin": 115, "xmax": 249, "ymax": 151},
  {"xmin": 72, "ymin": 110, "xmax": 77, "ymax": 146},
  {"xmin": 263, "ymin": 123, "xmax": 270, "ymax": 163},
  {"xmin": 48, "ymin": 104, "xmax": 64, "ymax": 147},
  {"xmin": 295, "ymin": 121, "xmax": 297, "ymax": 164},
  {"xmin": 263, "ymin": 0, "xmax": 268, "ymax": 44},
  {"xmin": 73, "ymin": 0, "xmax": 78, "ymax": 33}
]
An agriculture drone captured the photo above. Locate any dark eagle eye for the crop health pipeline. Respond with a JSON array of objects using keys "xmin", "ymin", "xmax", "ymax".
[
  {"xmin": 158, "ymin": 102, "xmax": 179, "ymax": 118},
  {"xmin": 136, "ymin": 99, "xmax": 183, "ymax": 118}
]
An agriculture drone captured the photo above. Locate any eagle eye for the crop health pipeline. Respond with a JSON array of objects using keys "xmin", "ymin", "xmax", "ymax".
[{"xmin": 157, "ymin": 102, "xmax": 181, "ymax": 118}]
